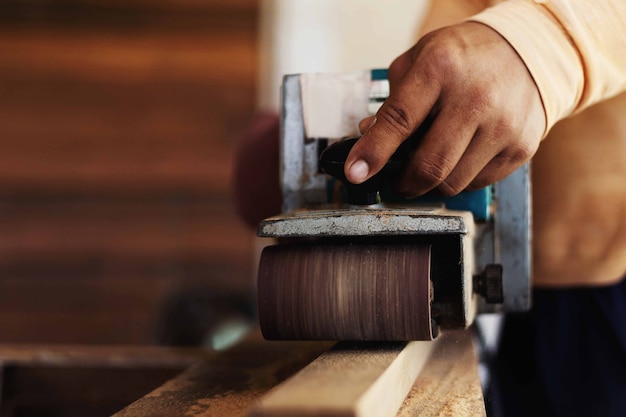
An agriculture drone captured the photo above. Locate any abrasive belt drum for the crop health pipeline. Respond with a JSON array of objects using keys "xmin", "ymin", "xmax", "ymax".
[{"xmin": 257, "ymin": 241, "xmax": 434, "ymax": 341}]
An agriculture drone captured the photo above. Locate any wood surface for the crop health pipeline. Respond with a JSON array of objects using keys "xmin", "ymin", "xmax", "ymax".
[
  {"xmin": 0, "ymin": 331, "xmax": 484, "ymax": 416},
  {"xmin": 0, "ymin": 0, "xmax": 259, "ymax": 344},
  {"xmin": 113, "ymin": 340, "xmax": 334, "ymax": 417},
  {"xmin": 250, "ymin": 331, "xmax": 484, "ymax": 417},
  {"xmin": 398, "ymin": 330, "xmax": 487, "ymax": 417},
  {"xmin": 108, "ymin": 330, "xmax": 484, "ymax": 417},
  {"xmin": 0, "ymin": 345, "xmax": 214, "ymax": 417},
  {"xmin": 249, "ymin": 341, "xmax": 434, "ymax": 417}
]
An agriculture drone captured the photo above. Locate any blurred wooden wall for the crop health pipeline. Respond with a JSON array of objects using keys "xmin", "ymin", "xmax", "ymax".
[{"xmin": 0, "ymin": 0, "xmax": 259, "ymax": 344}]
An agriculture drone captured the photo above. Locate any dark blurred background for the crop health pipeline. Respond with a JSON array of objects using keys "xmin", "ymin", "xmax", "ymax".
[{"xmin": 0, "ymin": 0, "xmax": 259, "ymax": 346}]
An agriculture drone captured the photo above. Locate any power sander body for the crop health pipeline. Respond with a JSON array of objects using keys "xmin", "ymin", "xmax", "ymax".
[{"xmin": 256, "ymin": 70, "xmax": 531, "ymax": 341}]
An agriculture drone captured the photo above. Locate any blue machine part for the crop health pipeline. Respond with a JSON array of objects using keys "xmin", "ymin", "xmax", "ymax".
[
  {"xmin": 371, "ymin": 68, "xmax": 388, "ymax": 80},
  {"xmin": 381, "ymin": 186, "xmax": 493, "ymax": 221},
  {"xmin": 327, "ymin": 179, "xmax": 493, "ymax": 222},
  {"xmin": 409, "ymin": 187, "xmax": 493, "ymax": 221}
]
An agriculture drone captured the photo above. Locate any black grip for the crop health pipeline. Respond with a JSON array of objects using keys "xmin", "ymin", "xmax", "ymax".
[{"xmin": 319, "ymin": 137, "xmax": 405, "ymax": 205}]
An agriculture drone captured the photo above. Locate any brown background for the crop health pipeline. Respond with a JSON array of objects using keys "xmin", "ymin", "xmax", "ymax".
[{"xmin": 0, "ymin": 0, "xmax": 259, "ymax": 345}]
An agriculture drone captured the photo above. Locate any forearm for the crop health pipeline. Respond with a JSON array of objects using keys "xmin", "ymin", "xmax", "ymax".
[{"xmin": 469, "ymin": 0, "xmax": 626, "ymax": 134}]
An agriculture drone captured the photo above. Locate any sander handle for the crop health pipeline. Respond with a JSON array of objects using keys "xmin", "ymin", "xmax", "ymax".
[{"xmin": 319, "ymin": 136, "xmax": 411, "ymax": 205}]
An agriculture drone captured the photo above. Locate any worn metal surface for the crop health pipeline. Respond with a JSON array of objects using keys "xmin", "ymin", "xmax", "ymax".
[
  {"xmin": 280, "ymin": 74, "xmax": 327, "ymax": 212},
  {"xmin": 258, "ymin": 206, "xmax": 474, "ymax": 238},
  {"xmin": 493, "ymin": 164, "xmax": 532, "ymax": 312},
  {"xmin": 258, "ymin": 242, "xmax": 434, "ymax": 341}
]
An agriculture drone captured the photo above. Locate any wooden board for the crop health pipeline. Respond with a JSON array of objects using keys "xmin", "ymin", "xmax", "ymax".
[
  {"xmin": 0, "ymin": 345, "xmax": 214, "ymax": 417},
  {"xmin": 112, "ymin": 340, "xmax": 333, "ymax": 417},
  {"xmin": 111, "ymin": 330, "xmax": 485, "ymax": 417},
  {"xmin": 249, "ymin": 341, "xmax": 434, "ymax": 417},
  {"xmin": 0, "ymin": 0, "xmax": 259, "ymax": 345},
  {"xmin": 398, "ymin": 331, "xmax": 487, "ymax": 417},
  {"xmin": 0, "ymin": 330, "xmax": 485, "ymax": 416}
]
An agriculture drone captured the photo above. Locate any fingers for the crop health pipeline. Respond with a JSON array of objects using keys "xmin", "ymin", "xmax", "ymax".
[
  {"xmin": 396, "ymin": 124, "xmax": 538, "ymax": 198},
  {"xmin": 464, "ymin": 136, "xmax": 537, "ymax": 190},
  {"xmin": 345, "ymin": 77, "xmax": 440, "ymax": 184},
  {"xmin": 395, "ymin": 104, "xmax": 478, "ymax": 197}
]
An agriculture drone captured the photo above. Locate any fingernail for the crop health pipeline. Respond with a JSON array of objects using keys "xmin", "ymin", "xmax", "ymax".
[{"xmin": 349, "ymin": 159, "xmax": 369, "ymax": 183}]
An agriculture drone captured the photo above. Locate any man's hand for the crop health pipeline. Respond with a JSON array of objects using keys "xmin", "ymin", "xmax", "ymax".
[{"xmin": 345, "ymin": 22, "xmax": 546, "ymax": 198}]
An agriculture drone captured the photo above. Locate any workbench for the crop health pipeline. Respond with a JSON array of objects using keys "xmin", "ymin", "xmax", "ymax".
[{"xmin": 0, "ymin": 329, "xmax": 486, "ymax": 417}]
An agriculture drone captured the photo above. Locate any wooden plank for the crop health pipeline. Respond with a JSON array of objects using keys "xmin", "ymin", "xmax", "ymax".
[
  {"xmin": 0, "ymin": 30, "xmax": 257, "ymax": 196},
  {"xmin": 112, "ymin": 340, "xmax": 333, "ymax": 417},
  {"xmin": 0, "ymin": 0, "xmax": 257, "ymax": 16},
  {"xmin": 0, "ymin": 331, "xmax": 484, "ymax": 415},
  {"xmin": 0, "ymin": 0, "xmax": 258, "ymax": 38},
  {"xmin": 0, "ymin": 199, "xmax": 256, "ymax": 344},
  {"xmin": 0, "ymin": 283, "xmax": 251, "ymax": 345},
  {"xmin": 0, "ymin": 345, "xmax": 213, "ymax": 417},
  {"xmin": 248, "ymin": 341, "xmax": 435, "ymax": 417},
  {"xmin": 0, "ymin": 30, "xmax": 257, "ymax": 85},
  {"xmin": 0, "ymin": 344, "xmax": 209, "ymax": 368},
  {"xmin": 0, "ymin": 201, "xmax": 254, "ymax": 263},
  {"xmin": 0, "ymin": 0, "xmax": 260, "ymax": 347},
  {"xmin": 398, "ymin": 330, "xmax": 486, "ymax": 417},
  {"xmin": 0, "ymin": 262, "xmax": 256, "ymax": 345},
  {"xmin": 110, "ymin": 331, "xmax": 484, "ymax": 416},
  {"xmin": 250, "ymin": 331, "xmax": 485, "ymax": 417}
]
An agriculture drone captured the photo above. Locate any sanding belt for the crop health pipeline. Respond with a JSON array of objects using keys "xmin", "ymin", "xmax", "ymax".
[{"xmin": 257, "ymin": 241, "xmax": 434, "ymax": 341}]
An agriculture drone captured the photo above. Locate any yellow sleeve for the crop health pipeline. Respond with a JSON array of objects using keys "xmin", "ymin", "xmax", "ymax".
[{"xmin": 468, "ymin": 0, "xmax": 626, "ymax": 134}]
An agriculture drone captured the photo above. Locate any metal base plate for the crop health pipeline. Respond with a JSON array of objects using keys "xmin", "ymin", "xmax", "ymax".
[{"xmin": 258, "ymin": 205, "xmax": 475, "ymax": 238}]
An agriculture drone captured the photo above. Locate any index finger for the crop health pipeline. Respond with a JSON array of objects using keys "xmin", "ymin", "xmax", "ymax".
[{"xmin": 345, "ymin": 73, "xmax": 440, "ymax": 184}]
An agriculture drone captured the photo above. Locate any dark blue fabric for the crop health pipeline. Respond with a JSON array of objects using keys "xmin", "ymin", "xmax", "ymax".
[{"xmin": 487, "ymin": 277, "xmax": 626, "ymax": 417}]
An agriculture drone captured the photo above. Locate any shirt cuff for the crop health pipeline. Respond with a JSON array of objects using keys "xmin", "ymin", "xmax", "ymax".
[{"xmin": 468, "ymin": 0, "xmax": 583, "ymax": 136}]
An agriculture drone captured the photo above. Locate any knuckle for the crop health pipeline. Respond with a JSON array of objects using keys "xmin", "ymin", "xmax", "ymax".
[
  {"xmin": 499, "ymin": 140, "xmax": 536, "ymax": 164},
  {"xmin": 437, "ymin": 178, "xmax": 465, "ymax": 197},
  {"xmin": 429, "ymin": 45, "xmax": 461, "ymax": 74},
  {"xmin": 388, "ymin": 56, "xmax": 406, "ymax": 81},
  {"xmin": 417, "ymin": 33, "xmax": 462, "ymax": 74},
  {"xmin": 419, "ymin": 52, "xmax": 461, "ymax": 86},
  {"xmin": 468, "ymin": 87, "xmax": 497, "ymax": 113},
  {"xmin": 492, "ymin": 116, "xmax": 517, "ymax": 136},
  {"xmin": 416, "ymin": 154, "xmax": 454, "ymax": 187},
  {"xmin": 379, "ymin": 99, "xmax": 414, "ymax": 136}
]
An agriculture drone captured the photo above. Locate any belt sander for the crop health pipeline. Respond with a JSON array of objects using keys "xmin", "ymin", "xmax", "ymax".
[{"xmin": 257, "ymin": 70, "xmax": 531, "ymax": 341}]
